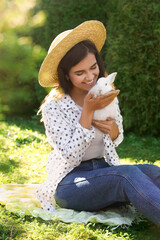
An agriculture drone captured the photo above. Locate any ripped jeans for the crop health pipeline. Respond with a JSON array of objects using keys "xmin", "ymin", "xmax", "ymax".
[{"xmin": 55, "ymin": 158, "xmax": 160, "ymax": 226}]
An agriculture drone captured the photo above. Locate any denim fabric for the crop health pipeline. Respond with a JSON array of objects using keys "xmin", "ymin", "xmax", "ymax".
[{"xmin": 55, "ymin": 158, "xmax": 160, "ymax": 226}]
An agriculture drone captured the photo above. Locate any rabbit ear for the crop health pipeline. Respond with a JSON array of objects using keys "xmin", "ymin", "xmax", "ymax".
[
  {"xmin": 97, "ymin": 77, "xmax": 106, "ymax": 85},
  {"xmin": 107, "ymin": 72, "xmax": 117, "ymax": 84}
]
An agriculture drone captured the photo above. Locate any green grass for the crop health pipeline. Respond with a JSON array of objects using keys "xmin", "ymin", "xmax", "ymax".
[{"xmin": 0, "ymin": 117, "xmax": 160, "ymax": 239}]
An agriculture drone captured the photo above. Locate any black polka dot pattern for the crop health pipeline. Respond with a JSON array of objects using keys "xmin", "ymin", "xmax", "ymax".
[{"xmin": 35, "ymin": 95, "xmax": 124, "ymax": 211}]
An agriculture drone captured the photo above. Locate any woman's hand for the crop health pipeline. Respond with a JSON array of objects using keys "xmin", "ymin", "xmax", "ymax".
[
  {"xmin": 79, "ymin": 90, "xmax": 119, "ymax": 130},
  {"xmin": 83, "ymin": 90, "xmax": 120, "ymax": 114},
  {"xmin": 92, "ymin": 117, "xmax": 119, "ymax": 141}
]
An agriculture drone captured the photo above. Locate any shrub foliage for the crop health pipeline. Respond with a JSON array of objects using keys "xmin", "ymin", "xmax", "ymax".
[
  {"xmin": 0, "ymin": 0, "xmax": 46, "ymax": 116},
  {"xmin": 105, "ymin": 0, "xmax": 160, "ymax": 135},
  {"xmin": 32, "ymin": 0, "xmax": 108, "ymax": 50}
]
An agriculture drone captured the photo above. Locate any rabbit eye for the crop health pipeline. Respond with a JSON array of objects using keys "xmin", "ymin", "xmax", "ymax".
[{"xmin": 105, "ymin": 83, "xmax": 107, "ymax": 86}]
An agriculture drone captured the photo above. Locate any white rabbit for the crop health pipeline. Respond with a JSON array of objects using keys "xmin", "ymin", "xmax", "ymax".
[{"xmin": 89, "ymin": 72, "xmax": 119, "ymax": 120}]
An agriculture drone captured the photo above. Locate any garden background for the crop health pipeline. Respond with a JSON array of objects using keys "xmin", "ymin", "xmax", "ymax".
[{"xmin": 0, "ymin": 0, "xmax": 160, "ymax": 239}]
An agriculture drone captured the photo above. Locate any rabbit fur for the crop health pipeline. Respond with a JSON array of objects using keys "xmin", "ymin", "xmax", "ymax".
[{"xmin": 89, "ymin": 72, "xmax": 119, "ymax": 120}]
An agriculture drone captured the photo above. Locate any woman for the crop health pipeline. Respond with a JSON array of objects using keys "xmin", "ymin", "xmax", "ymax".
[{"xmin": 36, "ymin": 20, "xmax": 160, "ymax": 226}]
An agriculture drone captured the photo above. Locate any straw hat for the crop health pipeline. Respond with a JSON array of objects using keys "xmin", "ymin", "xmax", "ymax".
[{"xmin": 38, "ymin": 20, "xmax": 106, "ymax": 87}]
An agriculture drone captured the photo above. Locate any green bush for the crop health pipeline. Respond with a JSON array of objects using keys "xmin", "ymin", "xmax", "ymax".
[
  {"xmin": 32, "ymin": 0, "xmax": 108, "ymax": 52},
  {"xmin": 0, "ymin": 0, "xmax": 47, "ymax": 116},
  {"xmin": 105, "ymin": 0, "xmax": 160, "ymax": 136},
  {"xmin": 0, "ymin": 33, "xmax": 46, "ymax": 116}
]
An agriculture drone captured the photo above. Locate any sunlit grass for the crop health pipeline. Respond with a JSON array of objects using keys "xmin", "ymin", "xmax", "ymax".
[
  {"xmin": 0, "ymin": 118, "xmax": 160, "ymax": 239},
  {"xmin": 0, "ymin": 119, "xmax": 50, "ymax": 184}
]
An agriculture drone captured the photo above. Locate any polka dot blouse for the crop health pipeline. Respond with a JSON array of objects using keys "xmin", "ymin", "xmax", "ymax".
[{"xmin": 35, "ymin": 94, "xmax": 124, "ymax": 211}]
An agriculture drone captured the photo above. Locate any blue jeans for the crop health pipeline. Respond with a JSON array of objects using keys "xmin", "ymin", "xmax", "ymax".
[{"xmin": 55, "ymin": 158, "xmax": 160, "ymax": 226}]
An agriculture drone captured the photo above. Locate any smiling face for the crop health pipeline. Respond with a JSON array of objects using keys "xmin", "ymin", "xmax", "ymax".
[{"xmin": 68, "ymin": 53, "xmax": 100, "ymax": 99}]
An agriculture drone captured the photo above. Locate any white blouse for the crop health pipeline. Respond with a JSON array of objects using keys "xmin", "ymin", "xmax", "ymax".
[{"xmin": 35, "ymin": 94, "xmax": 124, "ymax": 211}]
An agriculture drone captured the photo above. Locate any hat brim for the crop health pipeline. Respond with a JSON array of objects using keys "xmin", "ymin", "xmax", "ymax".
[{"xmin": 39, "ymin": 20, "xmax": 106, "ymax": 87}]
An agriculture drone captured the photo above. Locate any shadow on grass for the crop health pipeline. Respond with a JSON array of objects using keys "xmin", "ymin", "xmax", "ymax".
[
  {"xmin": 5, "ymin": 116, "xmax": 45, "ymax": 134},
  {"xmin": 0, "ymin": 206, "xmax": 25, "ymax": 239},
  {"xmin": 0, "ymin": 158, "xmax": 29, "ymax": 183},
  {"xmin": 117, "ymin": 133, "xmax": 160, "ymax": 164},
  {"xmin": 90, "ymin": 220, "xmax": 160, "ymax": 240},
  {"xmin": 0, "ymin": 159, "xmax": 20, "ymax": 174},
  {"xmin": 15, "ymin": 134, "xmax": 42, "ymax": 146},
  {"xmin": 113, "ymin": 221, "xmax": 160, "ymax": 240}
]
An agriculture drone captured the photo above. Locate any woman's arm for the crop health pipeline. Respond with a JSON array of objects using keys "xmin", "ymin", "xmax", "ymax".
[
  {"xmin": 92, "ymin": 117, "xmax": 119, "ymax": 141},
  {"xmin": 42, "ymin": 100, "xmax": 95, "ymax": 166},
  {"xmin": 92, "ymin": 98, "xmax": 124, "ymax": 147}
]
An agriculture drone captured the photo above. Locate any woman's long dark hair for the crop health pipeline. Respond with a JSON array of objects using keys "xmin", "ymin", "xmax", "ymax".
[{"xmin": 57, "ymin": 40, "xmax": 105, "ymax": 94}]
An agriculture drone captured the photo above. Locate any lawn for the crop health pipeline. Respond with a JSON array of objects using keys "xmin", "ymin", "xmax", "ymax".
[{"xmin": 0, "ymin": 117, "xmax": 160, "ymax": 239}]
